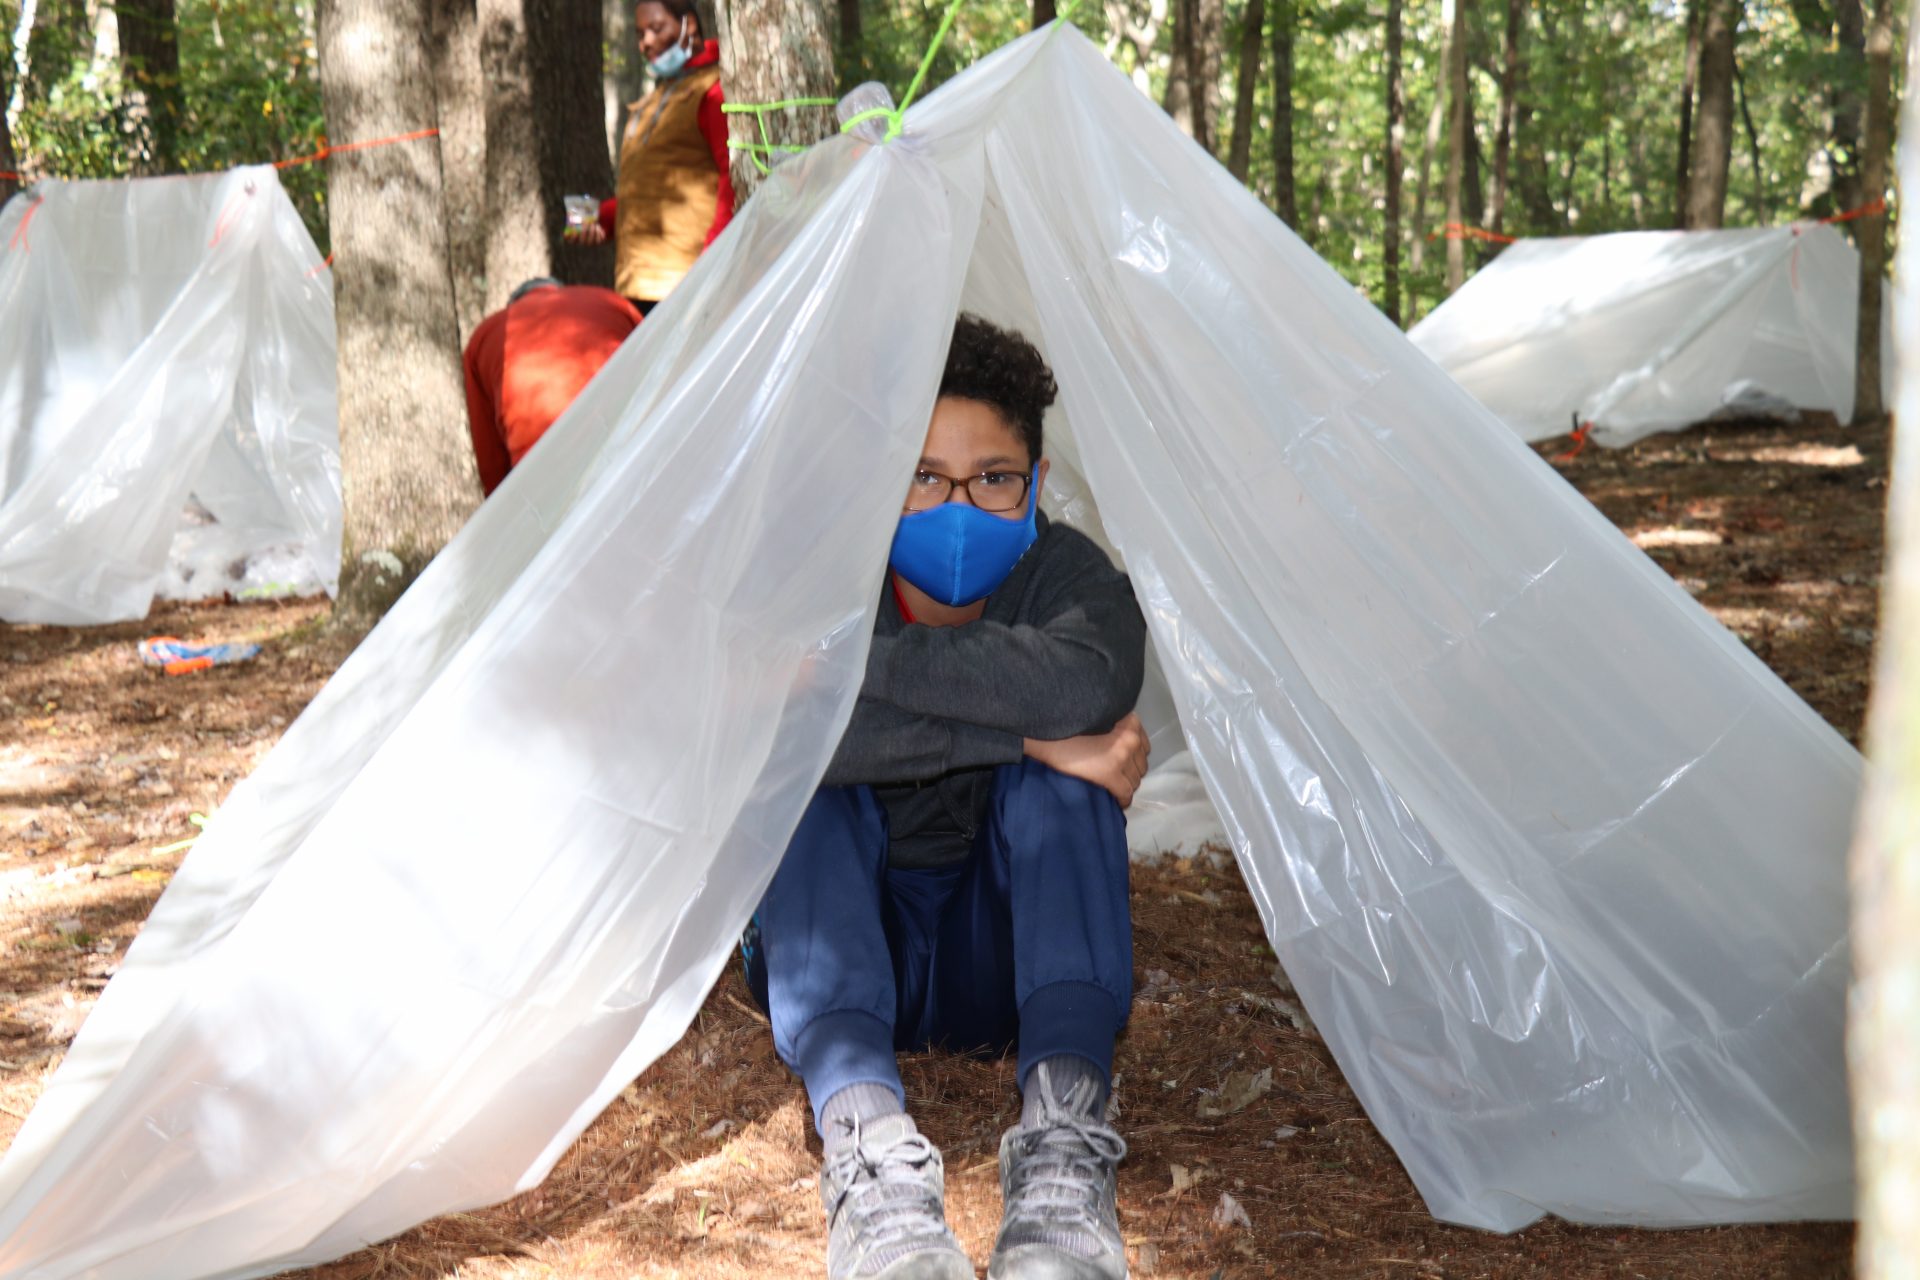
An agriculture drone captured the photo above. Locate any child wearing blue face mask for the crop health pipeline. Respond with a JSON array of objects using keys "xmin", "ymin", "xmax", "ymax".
[
  {"xmin": 743, "ymin": 315, "xmax": 1149, "ymax": 1280},
  {"xmin": 571, "ymin": 0, "xmax": 733, "ymax": 313}
]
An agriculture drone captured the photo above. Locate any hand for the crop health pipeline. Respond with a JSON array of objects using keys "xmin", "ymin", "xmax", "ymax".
[
  {"xmin": 567, "ymin": 223, "xmax": 609, "ymax": 245},
  {"xmin": 1023, "ymin": 712, "xmax": 1150, "ymax": 809}
]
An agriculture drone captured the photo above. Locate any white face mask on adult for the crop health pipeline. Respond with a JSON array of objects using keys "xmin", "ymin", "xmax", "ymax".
[{"xmin": 648, "ymin": 17, "xmax": 694, "ymax": 78}]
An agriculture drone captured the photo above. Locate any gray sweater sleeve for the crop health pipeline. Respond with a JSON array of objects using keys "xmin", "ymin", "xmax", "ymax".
[
  {"xmin": 863, "ymin": 534, "xmax": 1148, "ymax": 742},
  {"xmin": 821, "ymin": 699, "xmax": 1025, "ymax": 786}
]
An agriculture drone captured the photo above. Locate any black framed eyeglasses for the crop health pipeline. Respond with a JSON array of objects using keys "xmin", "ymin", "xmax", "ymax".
[{"xmin": 903, "ymin": 468, "xmax": 1032, "ymax": 513}]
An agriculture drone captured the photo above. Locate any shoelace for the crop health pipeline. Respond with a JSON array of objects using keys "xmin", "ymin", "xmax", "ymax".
[
  {"xmin": 1003, "ymin": 1086, "xmax": 1127, "ymax": 1236},
  {"xmin": 824, "ymin": 1117, "xmax": 949, "ymax": 1252}
]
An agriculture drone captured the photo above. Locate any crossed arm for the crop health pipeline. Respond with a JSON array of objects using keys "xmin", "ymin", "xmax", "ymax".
[{"xmin": 823, "ymin": 547, "xmax": 1152, "ymax": 805}]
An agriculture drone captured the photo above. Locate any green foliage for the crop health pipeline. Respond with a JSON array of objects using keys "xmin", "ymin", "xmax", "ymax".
[
  {"xmin": 5, "ymin": 0, "xmax": 328, "ymax": 249},
  {"xmin": 4, "ymin": 0, "xmax": 1898, "ymax": 305},
  {"xmin": 828, "ymin": 0, "xmax": 1900, "ymax": 325}
]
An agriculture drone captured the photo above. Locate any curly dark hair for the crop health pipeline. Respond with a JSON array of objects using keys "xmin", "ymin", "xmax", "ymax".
[{"xmin": 938, "ymin": 314, "xmax": 1057, "ymax": 464}]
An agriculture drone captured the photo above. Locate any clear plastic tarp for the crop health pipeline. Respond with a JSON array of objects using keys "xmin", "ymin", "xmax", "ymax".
[
  {"xmin": 0, "ymin": 26, "xmax": 1856, "ymax": 1279},
  {"xmin": 1408, "ymin": 223, "xmax": 1890, "ymax": 446},
  {"xmin": 0, "ymin": 166, "xmax": 341, "ymax": 624}
]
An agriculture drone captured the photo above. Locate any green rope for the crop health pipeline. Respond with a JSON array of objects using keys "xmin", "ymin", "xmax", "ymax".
[
  {"xmin": 722, "ymin": 0, "xmax": 1072, "ymax": 163},
  {"xmin": 892, "ymin": 0, "xmax": 968, "ymax": 132},
  {"xmin": 720, "ymin": 98, "xmax": 838, "ymax": 114}
]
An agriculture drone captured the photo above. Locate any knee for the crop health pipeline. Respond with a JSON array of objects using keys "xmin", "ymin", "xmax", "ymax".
[
  {"xmin": 1000, "ymin": 758, "xmax": 1124, "ymax": 817},
  {"xmin": 991, "ymin": 760, "xmax": 1129, "ymax": 865}
]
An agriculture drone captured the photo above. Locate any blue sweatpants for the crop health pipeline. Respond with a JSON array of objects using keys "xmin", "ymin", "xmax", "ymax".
[{"xmin": 743, "ymin": 759, "xmax": 1133, "ymax": 1129}]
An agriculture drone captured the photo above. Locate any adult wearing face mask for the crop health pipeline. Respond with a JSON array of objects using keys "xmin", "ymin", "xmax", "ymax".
[{"xmin": 573, "ymin": 0, "xmax": 732, "ymax": 314}]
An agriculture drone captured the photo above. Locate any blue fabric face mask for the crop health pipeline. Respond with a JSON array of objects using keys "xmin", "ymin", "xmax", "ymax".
[
  {"xmin": 888, "ymin": 469, "xmax": 1040, "ymax": 607},
  {"xmin": 648, "ymin": 19, "xmax": 692, "ymax": 78}
]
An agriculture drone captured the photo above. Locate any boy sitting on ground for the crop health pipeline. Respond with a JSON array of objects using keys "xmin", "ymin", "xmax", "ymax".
[{"xmin": 744, "ymin": 314, "xmax": 1149, "ymax": 1280}]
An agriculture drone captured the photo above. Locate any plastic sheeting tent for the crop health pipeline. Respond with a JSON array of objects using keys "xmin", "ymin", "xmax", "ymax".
[
  {"xmin": 0, "ymin": 166, "xmax": 341, "ymax": 624},
  {"xmin": 0, "ymin": 26, "xmax": 1858, "ymax": 1279},
  {"xmin": 1408, "ymin": 223, "xmax": 1890, "ymax": 447}
]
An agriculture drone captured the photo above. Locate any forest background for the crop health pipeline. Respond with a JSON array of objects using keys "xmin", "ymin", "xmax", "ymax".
[{"xmin": 0, "ymin": 0, "xmax": 1902, "ymax": 332}]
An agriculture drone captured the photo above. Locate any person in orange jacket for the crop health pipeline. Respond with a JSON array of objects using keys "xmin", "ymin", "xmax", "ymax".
[
  {"xmin": 462, "ymin": 280, "xmax": 643, "ymax": 496},
  {"xmin": 572, "ymin": 0, "xmax": 733, "ymax": 313}
]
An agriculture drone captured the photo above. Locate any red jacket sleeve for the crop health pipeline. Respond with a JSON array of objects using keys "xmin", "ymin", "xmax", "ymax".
[
  {"xmin": 698, "ymin": 81, "xmax": 735, "ymax": 247},
  {"xmin": 463, "ymin": 313, "xmax": 512, "ymax": 497},
  {"xmin": 598, "ymin": 196, "xmax": 617, "ymax": 238}
]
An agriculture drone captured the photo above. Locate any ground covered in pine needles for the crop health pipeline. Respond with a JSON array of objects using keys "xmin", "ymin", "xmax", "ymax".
[{"xmin": 0, "ymin": 413, "xmax": 1881, "ymax": 1278}]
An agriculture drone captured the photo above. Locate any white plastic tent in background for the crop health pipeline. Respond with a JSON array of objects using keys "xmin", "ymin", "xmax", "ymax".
[
  {"xmin": 0, "ymin": 26, "xmax": 1858, "ymax": 1279},
  {"xmin": 1408, "ymin": 223, "xmax": 1890, "ymax": 447},
  {"xmin": 0, "ymin": 166, "xmax": 341, "ymax": 624}
]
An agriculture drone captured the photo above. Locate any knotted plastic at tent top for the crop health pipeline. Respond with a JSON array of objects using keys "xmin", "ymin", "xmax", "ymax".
[
  {"xmin": 0, "ymin": 23, "xmax": 1857, "ymax": 1280},
  {"xmin": 0, "ymin": 166, "xmax": 341, "ymax": 624}
]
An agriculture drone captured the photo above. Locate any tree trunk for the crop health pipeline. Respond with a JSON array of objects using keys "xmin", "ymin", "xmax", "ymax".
[
  {"xmin": 1443, "ymin": 0, "xmax": 1471, "ymax": 292},
  {"xmin": 1165, "ymin": 0, "xmax": 1196, "ymax": 138},
  {"xmin": 118, "ymin": 0, "xmax": 182, "ymax": 175},
  {"xmin": 1032, "ymin": 0, "xmax": 1055, "ymax": 29},
  {"xmin": 22, "ymin": 0, "xmax": 88, "ymax": 103},
  {"xmin": 1851, "ymin": 0, "xmax": 1892, "ymax": 425},
  {"xmin": 431, "ymin": 0, "xmax": 488, "ymax": 346},
  {"xmin": 1685, "ymin": 0, "xmax": 1736, "ymax": 230},
  {"xmin": 316, "ymin": 0, "xmax": 479, "ymax": 622},
  {"xmin": 0, "ymin": 15, "xmax": 18, "ymax": 208},
  {"xmin": 1409, "ymin": 15, "xmax": 1447, "ymax": 284},
  {"xmin": 478, "ymin": 0, "xmax": 610, "ymax": 314},
  {"xmin": 1382, "ymin": 0, "xmax": 1403, "ymax": 325},
  {"xmin": 1732, "ymin": 52, "xmax": 1764, "ymax": 222},
  {"xmin": 1226, "ymin": 0, "xmax": 1264, "ymax": 181},
  {"xmin": 1832, "ymin": 0, "xmax": 1866, "ymax": 218},
  {"xmin": 1673, "ymin": 0, "xmax": 1703, "ymax": 227},
  {"xmin": 1850, "ymin": 22, "xmax": 1920, "ymax": 1276},
  {"xmin": 712, "ymin": 0, "xmax": 837, "ymax": 205},
  {"xmin": 606, "ymin": 0, "xmax": 645, "ymax": 172},
  {"xmin": 1269, "ymin": 0, "xmax": 1296, "ymax": 227},
  {"xmin": 1190, "ymin": 0, "xmax": 1223, "ymax": 154},
  {"xmin": 1488, "ymin": 0, "xmax": 1520, "ymax": 236}
]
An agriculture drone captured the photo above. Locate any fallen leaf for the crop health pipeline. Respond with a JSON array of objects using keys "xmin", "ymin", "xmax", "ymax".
[
  {"xmin": 1197, "ymin": 1067, "xmax": 1272, "ymax": 1118},
  {"xmin": 1212, "ymin": 1191, "xmax": 1252, "ymax": 1229}
]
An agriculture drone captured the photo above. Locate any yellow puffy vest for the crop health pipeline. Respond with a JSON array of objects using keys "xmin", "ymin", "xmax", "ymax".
[{"xmin": 615, "ymin": 63, "xmax": 724, "ymax": 304}]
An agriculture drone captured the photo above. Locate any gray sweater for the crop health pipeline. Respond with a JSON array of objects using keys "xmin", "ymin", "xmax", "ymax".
[{"xmin": 823, "ymin": 513, "xmax": 1148, "ymax": 869}]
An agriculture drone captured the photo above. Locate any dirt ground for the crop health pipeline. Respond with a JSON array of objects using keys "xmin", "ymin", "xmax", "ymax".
[{"xmin": 0, "ymin": 413, "xmax": 1881, "ymax": 1279}]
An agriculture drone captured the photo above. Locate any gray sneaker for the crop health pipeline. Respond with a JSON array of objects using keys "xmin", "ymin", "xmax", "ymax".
[
  {"xmin": 987, "ymin": 1077, "xmax": 1128, "ymax": 1280},
  {"xmin": 820, "ymin": 1112, "xmax": 974, "ymax": 1280}
]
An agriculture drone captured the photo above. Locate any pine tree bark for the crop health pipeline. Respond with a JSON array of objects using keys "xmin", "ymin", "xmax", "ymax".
[
  {"xmin": 316, "ymin": 0, "xmax": 479, "ymax": 623},
  {"xmin": 1673, "ymin": 0, "xmax": 1703, "ymax": 227},
  {"xmin": 712, "ymin": 0, "xmax": 837, "ymax": 205},
  {"xmin": 1189, "ymin": 0, "xmax": 1223, "ymax": 153},
  {"xmin": 478, "ymin": 0, "xmax": 610, "ymax": 314},
  {"xmin": 1487, "ymin": 0, "xmax": 1520, "ymax": 236},
  {"xmin": 1850, "ymin": 0, "xmax": 1892, "ymax": 425},
  {"xmin": 1226, "ymin": 0, "xmax": 1264, "ymax": 181},
  {"xmin": 431, "ymin": 0, "xmax": 487, "ymax": 346},
  {"xmin": 1269, "ymin": 0, "xmax": 1296, "ymax": 227},
  {"xmin": 1685, "ymin": 0, "xmax": 1737, "ymax": 229},
  {"xmin": 118, "ymin": 0, "xmax": 182, "ymax": 175},
  {"xmin": 1443, "ymin": 0, "xmax": 1471, "ymax": 292},
  {"xmin": 1382, "ymin": 0, "xmax": 1403, "ymax": 325},
  {"xmin": 606, "ymin": 0, "xmax": 645, "ymax": 172},
  {"xmin": 1850, "ymin": 21, "xmax": 1920, "ymax": 1274}
]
